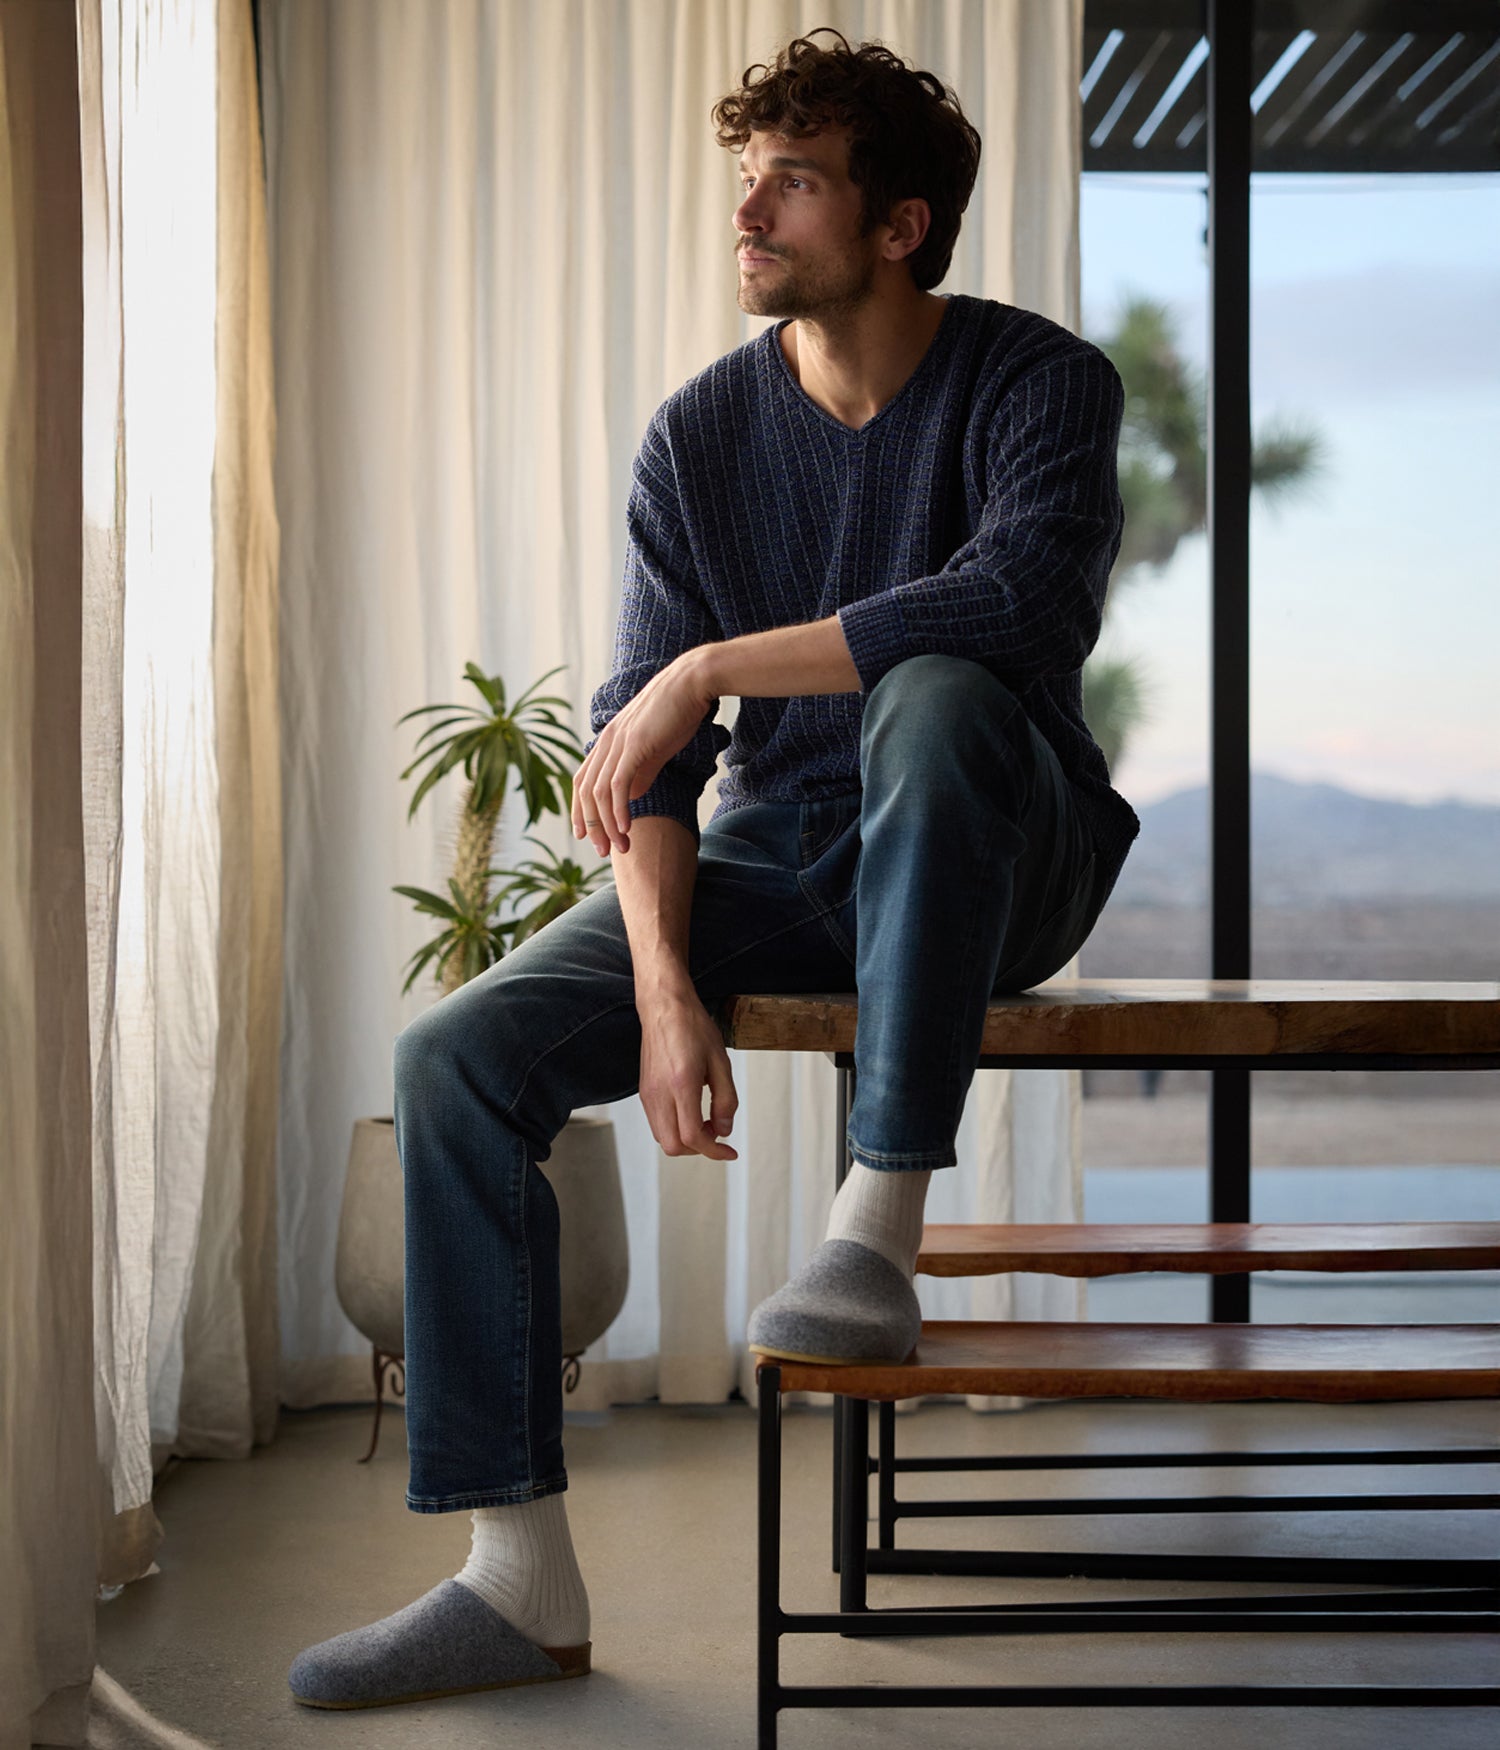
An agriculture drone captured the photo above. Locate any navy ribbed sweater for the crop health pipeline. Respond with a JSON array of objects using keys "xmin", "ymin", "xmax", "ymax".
[{"xmin": 589, "ymin": 293, "xmax": 1140, "ymax": 899}]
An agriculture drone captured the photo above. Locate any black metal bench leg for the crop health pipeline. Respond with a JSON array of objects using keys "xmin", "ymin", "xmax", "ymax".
[
  {"xmin": 877, "ymin": 1399, "xmax": 897, "ymax": 1550},
  {"xmin": 834, "ymin": 1062, "xmax": 853, "ymax": 1193},
  {"xmin": 831, "ymin": 1400, "xmax": 843, "ymax": 1573},
  {"xmin": 758, "ymin": 1365, "xmax": 783, "ymax": 1750},
  {"xmin": 831, "ymin": 1061, "xmax": 855, "ymax": 1574},
  {"xmin": 840, "ymin": 1394, "xmax": 870, "ymax": 1616}
]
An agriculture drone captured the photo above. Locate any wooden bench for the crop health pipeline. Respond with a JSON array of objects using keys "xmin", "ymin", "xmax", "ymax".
[
  {"xmin": 916, "ymin": 1220, "xmax": 1500, "ymax": 1277},
  {"xmin": 769, "ymin": 1318, "xmax": 1500, "ymax": 1403},
  {"xmin": 722, "ymin": 977, "xmax": 1500, "ymax": 1064},
  {"xmin": 718, "ymin": 981, "xmax": 1500, "ymax": 1742},
  {"xmin": 720, "ymin": 981, "xmax": 1500, "ymax": 1557}
]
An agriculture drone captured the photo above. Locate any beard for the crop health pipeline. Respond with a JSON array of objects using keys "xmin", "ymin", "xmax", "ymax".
[{"xmin": 736, "ymin": 239, "xmax": 879, "ymax": 323}]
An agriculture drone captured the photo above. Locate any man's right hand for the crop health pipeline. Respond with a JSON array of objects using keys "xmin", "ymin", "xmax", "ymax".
[
  {"xmin": 600, "ymin": 810, "xmax": 734, "ymax": 1159},
  {"xmin": 636, "ymin": 985, "xmax": 739, "ymax": 1161}
]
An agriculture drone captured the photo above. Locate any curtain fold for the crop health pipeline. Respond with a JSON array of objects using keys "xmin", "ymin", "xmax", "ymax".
[
  {"xmin": 1, "ymin": 9, "xmax": 99, "ymax": 1743},
  {"xmin": 176, "ymin": 0, "xmax": 284, "ymax": 1465},
  {"xmin": 80, "ymin": 0, "xmax": 281, "ymax": 1526},
  {"xmin": 262, "ymin": 0, "xmax": 1088, "ymax": 1416},
  {"xmin": 3, "ymin": 0, "xmax": 282, "ymax": 1739}
]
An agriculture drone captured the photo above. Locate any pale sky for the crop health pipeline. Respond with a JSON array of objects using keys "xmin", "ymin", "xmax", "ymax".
[{"xmin": 1081, "ymin": 172, "xmax": 1500, "ymax": 807}]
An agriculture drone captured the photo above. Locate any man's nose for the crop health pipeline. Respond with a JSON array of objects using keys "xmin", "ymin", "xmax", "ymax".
[{"xmin": 734, "ymin": 186, "xmax": 769, "ymax": 232}]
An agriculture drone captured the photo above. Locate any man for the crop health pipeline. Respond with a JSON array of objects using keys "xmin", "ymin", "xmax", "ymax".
[{"xmin": 289, "ymin": 26, "xmax": 1137, "ymax": 1713}]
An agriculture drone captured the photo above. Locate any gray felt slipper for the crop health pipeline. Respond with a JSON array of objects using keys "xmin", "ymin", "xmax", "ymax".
[
  {"xmin": 747, "ymin": 1238, "xmax": 922, "ymax": 1365},
  {"xmin": 288, "ymin": 1577, "xmax": 590, "ymax": 1710}
]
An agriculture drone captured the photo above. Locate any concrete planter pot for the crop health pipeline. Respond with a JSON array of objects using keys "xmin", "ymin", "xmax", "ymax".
[{"xmin": 335, "ymin": 1112, "xmax": 629, "ymax": 1457}]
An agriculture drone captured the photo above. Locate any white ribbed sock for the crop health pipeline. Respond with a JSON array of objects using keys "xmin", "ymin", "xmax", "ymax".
[
  {"xmin": 823, "ymin": 1160, "xmax": 931, "ymax": 1278},
  {"xmin": 453, "ymin": 1491, "xmax": 590, "ymax": 1649}
]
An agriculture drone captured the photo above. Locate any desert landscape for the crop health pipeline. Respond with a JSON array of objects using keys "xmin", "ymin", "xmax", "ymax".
[{"xmin": 1077, "ymin": 773, "xmax": 1499, "ymax": 1122}]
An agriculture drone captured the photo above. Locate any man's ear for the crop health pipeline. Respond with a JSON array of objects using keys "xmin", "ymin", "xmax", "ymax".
[{"xmin": 882, "ymin": 195, "xmax": 932, "ymax": 263}]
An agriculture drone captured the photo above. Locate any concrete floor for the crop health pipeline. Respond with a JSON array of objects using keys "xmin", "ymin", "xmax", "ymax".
[{"xmin": 95, "ymin": 1396, "xmax": 1498, "ymax": 1749}]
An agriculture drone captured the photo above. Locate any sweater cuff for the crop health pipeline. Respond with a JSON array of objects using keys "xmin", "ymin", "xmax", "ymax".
[
  {"xmin": 837, "ymin": 593, "xmax": 913, "ymax": 693},
  {"xmin": 628, "ymin": 773, "xmax": 704, "ymax": 844}
]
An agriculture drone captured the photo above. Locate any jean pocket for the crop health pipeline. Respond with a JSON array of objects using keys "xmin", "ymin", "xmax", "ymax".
[
  {"xmin": 798, "ymin": 794, "xmax": 859, "ymax": 869},
  {"xmin": 991, "ymin": 852, "xmax": 1101, "ymax": 994}
]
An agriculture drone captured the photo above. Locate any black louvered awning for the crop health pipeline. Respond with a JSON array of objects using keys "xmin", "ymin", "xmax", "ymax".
[{"xmin": 1083, "ymin": 0, "xmax": 1500, "ymax": 172}]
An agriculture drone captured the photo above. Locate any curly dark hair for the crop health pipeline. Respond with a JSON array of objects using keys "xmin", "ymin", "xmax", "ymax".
[{"xmin": 711, "ymin": 27, "xmax": 982, "ymax": 293}]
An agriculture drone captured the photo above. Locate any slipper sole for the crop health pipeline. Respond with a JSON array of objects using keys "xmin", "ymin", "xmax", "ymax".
[
  {"xmin": 291, "ymin": 1643, "xmax": 591, "ymax": 1709},
  {"xmin": 749, "ymin": 1341, "xmax": 914, "ymax": 1367}
]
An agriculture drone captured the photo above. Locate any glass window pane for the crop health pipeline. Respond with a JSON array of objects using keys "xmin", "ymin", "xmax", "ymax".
[
  {"xmin": 1080, "ymin": 163, "xmax": 1212, "ymax": 1320},
  {"xmin": 1247, "ymin": 29, "xmax": 1500, "ymax": 1321}
]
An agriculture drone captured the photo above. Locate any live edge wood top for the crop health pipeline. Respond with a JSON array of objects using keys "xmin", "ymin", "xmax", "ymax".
[
  {"xmin": 915, "ymin": 1222, "xmax": 1500, "ymax": 1278},
  {"xmin": 758, "ymin": 1321, "xmax": 1500, "ymax": 1403},
  {"xmin": 717, "ymin": 979, "xmax": 1500, "ymax": 1059}
]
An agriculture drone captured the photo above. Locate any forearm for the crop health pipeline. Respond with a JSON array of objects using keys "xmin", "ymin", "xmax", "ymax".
[
  {"xmin": 615, "ymin": 814, "xmax": 739, "ymax": 1162},
  {"xmin": 610, "ymin": 813, "xmax": 700, "ymax": 1001},
  {"xmin": 688, "ymin": 613, "xmax": 861, "ymax": 699},
  {"xmin": 577, "ymin": 617, "xmax": 858, "ymax": 866}
]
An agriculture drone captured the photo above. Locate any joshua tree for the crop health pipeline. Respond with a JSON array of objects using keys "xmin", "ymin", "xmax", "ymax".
[
  {"xmin": 1085, "ymin": 294, "xmax": 1325, "ymax": 771},
  {"xmin": 394, "ymin": 663, "xmax": 610, "ymax": 996}
]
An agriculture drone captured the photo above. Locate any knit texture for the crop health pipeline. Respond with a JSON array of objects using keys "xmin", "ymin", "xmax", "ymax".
[
  {"xmin": 589, "ymin": 294, "xmax": 1140, "ymax": 898},
  {"xmin": 825, "ymin": 1161, "xmax": 931, "ymax": 1278},
  {"xmin": 455, "ymin": 1493, "xmax": 590, "ymax": 1649}
]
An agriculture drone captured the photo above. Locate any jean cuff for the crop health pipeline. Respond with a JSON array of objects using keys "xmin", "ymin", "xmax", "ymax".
[
  {"xmin": 847, "ymin": 1138, "xmax": 957, "ymax": 1170},
  {"xmin": 405, "ymin": 1476, "xmax": 569, "ymax": 1515}
]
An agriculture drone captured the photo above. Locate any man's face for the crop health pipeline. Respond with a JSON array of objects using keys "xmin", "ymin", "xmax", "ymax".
[{"xmin": 732, "ymin": 126, "xmax": 885, "ymax": 321}]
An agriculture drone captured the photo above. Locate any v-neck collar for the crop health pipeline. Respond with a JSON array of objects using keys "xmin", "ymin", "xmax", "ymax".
[{"xmin": 769, "ymin": 294, "xmax": 959, "ymax": 438}]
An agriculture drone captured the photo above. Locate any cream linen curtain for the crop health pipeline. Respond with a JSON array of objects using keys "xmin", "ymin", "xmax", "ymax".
[
  {"xmin": 2, "ymin": 9, "xmax": 97, "ymax": 1743},
  {"xmin": 2, "ymin": 0, "xmax": 280, "ymax": 1742},
  {"xmin": 260, "ymin": 0, "xmax": 1086, "ymax": 1414}
]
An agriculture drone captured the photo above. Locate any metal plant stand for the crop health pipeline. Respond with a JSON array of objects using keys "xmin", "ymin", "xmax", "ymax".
[{"xmin": 357, "ymin": 1346, "xmax": 586, "ymax": 1461}]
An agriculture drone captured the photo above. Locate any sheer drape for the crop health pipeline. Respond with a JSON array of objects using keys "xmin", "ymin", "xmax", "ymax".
[
  {"xmin": 80, "ymin": 0, "xmax": 281, "ymax": 1518},
  {"xmin": 261, "ymin": 0, "xmax": 1088, "ymax": 1416},
  {"xmin": 2, "ymin": 0, "xmax": 280, "ymax": 1740}
]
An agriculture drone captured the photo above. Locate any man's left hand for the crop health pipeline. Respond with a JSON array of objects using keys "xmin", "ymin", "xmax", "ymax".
[{"xmin": 572, "ymin": 654, "xmax": 713, "ymax": 856}]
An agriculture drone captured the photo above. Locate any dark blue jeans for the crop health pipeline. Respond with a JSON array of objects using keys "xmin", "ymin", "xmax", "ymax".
[{"xmin": 393, "ymin": 654, "xmax": 1105, "ymax": 1511}]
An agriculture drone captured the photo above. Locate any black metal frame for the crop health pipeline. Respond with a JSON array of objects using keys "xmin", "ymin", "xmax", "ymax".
[
  {"xmin": 830, "ymin": 1058, "xmax": 1499, "ymax": 1583},
  {"xmin": 1206, "ymin": 0, "xmax": 1255, "ymax": 1328},
  {"xmin": 870, "ymin": 1393, "xmax": 1500, "ymax": 1562},
  {"xmin": 762, "ymin": 1373, "xmax": 1499, "ymax": 1748},
  {"xmin": 1083, "ymin": 1, "xmax": 1500, "ymax": 174}
]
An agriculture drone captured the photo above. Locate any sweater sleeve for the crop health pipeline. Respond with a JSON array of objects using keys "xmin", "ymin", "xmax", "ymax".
[
  {"xmin": 587, "ymin": 414, "xmax": 731, "ymax": 842},
  {"xmin": 836, "ymin": 344, "xmax": 1125, "ymax": 693}
]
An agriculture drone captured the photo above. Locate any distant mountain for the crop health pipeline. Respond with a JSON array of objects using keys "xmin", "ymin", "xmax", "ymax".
[{"xmin": 1111, "ymin": 773, "xmax": 1500, "ymax": 907}]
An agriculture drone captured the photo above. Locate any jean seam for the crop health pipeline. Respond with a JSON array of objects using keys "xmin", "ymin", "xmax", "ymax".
[
  {"xmin": 503, "ymin": 1000, "xmax": 640, "ymax": 1124},
  {"xmin": 801, "ymin": 871, "xmax": 857, "ymax": 965},
  {"xmin": 993, "ymin": 851, "xmax": 1099, "ymax": 993},
  {"xmin": 691, "ymin": 903, "xmax": 854, "ymax": 990},
  {"xmin": 930, "ymin": 798, "xmax": 1012, "ymax": 1143},
  {"xmin": 517, "ymin": 1149, "xmax": 534, "ymax": 1494},
  {"xmin": 800, "ymin": 820, "xmax": 844, "ymax": 866}
]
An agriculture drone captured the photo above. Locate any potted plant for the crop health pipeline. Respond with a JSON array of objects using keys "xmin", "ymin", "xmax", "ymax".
[{"xmin": 335, "ymin": 664, "xmax": 629, "ymax": 1459}]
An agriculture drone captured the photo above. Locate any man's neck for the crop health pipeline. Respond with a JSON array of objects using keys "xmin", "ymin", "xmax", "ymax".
[{"xmin": 780, "ymin": 290, "xmax": 949, "ymax": 431}]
